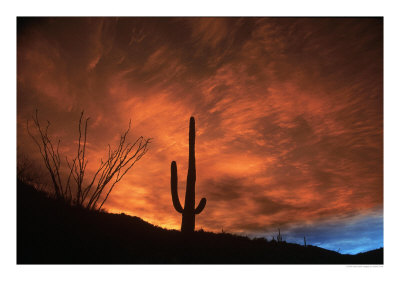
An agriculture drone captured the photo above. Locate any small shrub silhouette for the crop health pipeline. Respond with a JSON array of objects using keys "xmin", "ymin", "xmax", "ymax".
[{"xmin": 170, "ymin": 117, "xmax": 207, "ymax": 234}]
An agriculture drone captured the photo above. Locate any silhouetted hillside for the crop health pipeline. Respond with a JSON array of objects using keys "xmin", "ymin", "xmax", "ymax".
[{"xmin": 17, "ymin": 180, "xmax": 383, "ymax": 264}]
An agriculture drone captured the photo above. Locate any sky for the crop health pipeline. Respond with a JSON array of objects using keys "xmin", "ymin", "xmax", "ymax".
[{"xmin": 17, "ymin": 17, "xmax": 383, "ymax": 254}]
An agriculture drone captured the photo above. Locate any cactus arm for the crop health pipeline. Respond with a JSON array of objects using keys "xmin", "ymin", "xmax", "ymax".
[
  {"xmin": 194, "ymin": 197, "xmax": 207, "ymax": 214},
  {"xmin": 171, "ymin": 161, "xmax": 183, "ymax": 213}
]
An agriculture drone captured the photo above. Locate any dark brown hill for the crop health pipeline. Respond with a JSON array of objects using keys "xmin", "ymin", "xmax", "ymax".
[{"xmin": 17, "ymin": 180, "xmax": 383, "ymax": 264}]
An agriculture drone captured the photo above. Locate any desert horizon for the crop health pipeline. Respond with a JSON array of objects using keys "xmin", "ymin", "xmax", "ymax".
[{"xmin": 17, "ymin": 17, "xmax": 383, "ymax": 257}]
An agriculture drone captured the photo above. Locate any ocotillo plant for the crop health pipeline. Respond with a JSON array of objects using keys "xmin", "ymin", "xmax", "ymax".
[{"xmin": 171, "ymin": 117, "xmax": 207, "ymax": 233}]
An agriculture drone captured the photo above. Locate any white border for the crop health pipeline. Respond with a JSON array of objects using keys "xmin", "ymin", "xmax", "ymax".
[{"xmin": 2, "ymin": 1, "xmax": 399, "ymax": 299}]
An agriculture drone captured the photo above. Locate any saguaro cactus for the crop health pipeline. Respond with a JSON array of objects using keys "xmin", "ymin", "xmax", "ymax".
[{"xmin": 171, "ymin": 117, "xmax": 207, "ymax": 233}]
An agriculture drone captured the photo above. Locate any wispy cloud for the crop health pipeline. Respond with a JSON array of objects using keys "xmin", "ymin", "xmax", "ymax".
[{"xmin": 17, "ymin": 17, "xmax": 383, "ymax": 252}]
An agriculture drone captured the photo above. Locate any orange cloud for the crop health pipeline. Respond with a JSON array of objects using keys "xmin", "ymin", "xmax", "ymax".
[{"xmin": 17, "ymin": 17, "xmax": 383, "ymax": 237}]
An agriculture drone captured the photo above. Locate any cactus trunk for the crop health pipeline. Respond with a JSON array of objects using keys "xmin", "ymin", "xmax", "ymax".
[{"xmin": 171, "ymin": 117, "xmax": 206, "ymax": 233}]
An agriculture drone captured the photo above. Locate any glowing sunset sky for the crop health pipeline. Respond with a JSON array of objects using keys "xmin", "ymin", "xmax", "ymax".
[{"xmin": 17, "ymin": 17, "xmax": 383, "ymax": 254}]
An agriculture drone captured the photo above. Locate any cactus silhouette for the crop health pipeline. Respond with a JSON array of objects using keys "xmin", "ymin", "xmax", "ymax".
[
  {"xmin": 277, "ymin": 228, "xmax": 283, "ymax": 242},
  {"xmin": 171, "ymin": 117, "xmax": 207, "ymax": 233}
]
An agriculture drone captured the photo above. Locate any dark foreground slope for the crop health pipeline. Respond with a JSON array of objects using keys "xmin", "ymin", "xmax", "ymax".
[{"xmin": 17, "ymin": 181, "xmax": 383, "ymax": 264}]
